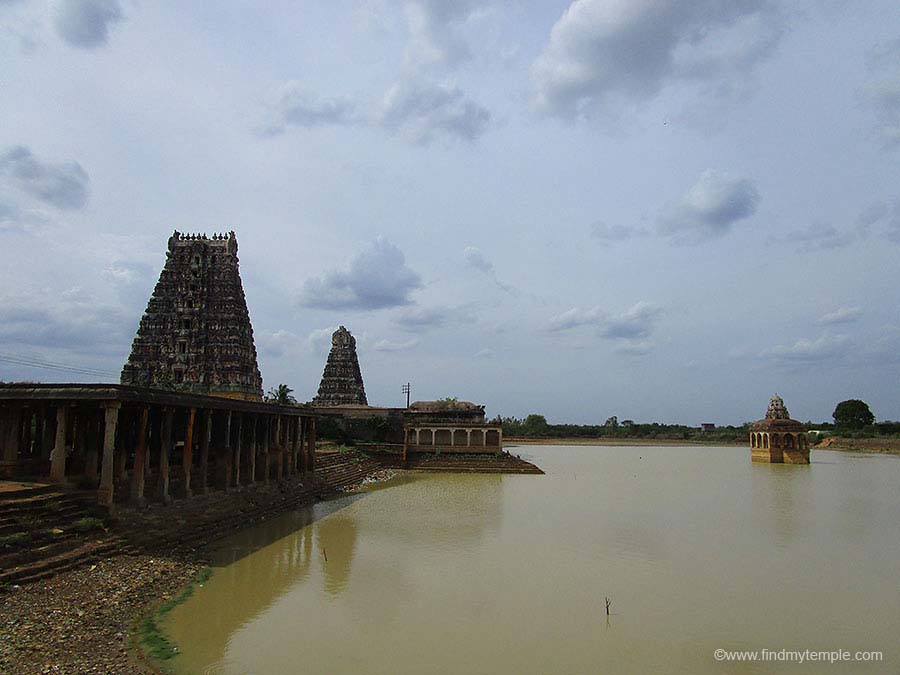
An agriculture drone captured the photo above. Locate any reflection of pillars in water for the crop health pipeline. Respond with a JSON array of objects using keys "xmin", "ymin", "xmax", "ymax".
[{"xmin": 316, "ymin": 514, "xmax": 359, "ymax": 596}]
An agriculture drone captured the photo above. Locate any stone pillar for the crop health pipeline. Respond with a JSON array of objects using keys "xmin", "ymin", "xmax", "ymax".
[
  {"xmin": 82, "ymin": 412, "xmax": 99, "ymax": 481},
  {"xmin": 114, "ymin": 410, "xmax": 129, "ymax": 482},
  {"xmin": 467, "ymin": 429, "xmax": 472, "ymax": 447},
  {"xmin": 233, "ymin": 413, "xmax": 243, "ymax": 487},
  {"xmin": 49, "ymin": 405, "xmax": 68, "ymax": 483},
  {"xmin": 276, "ymin": 416, "xmax": 284, "ymax": 481},
  {"xmin": 307, "ymin": 418, "xmax": 317, "ymax": 474},
  {"xmin": 181, "ymin": 408, "xmax": 196, "ymax": 497},
  {"xmin": 199, "ymin": 409, "xmax": 212, "ymax": 494},
  {"xmin": 402, "ymin": 427, "xmax": 408, "ymax": 464},
  {"xmin": 291, "ymin": 418, "xmax": 301, "ymax": 475},
  {"xmin": 221, "ymin": 410, "xmax": 233, "ymax": 490},
  {"xmin": 2, "ymin": 407, "xmax": 22, "ymax": 462},
  {"xmin": 262, "ymin": 416, "xmax": 271, "ymax": 484},
  {"xmin": 498, "ymin": 427, "xmax": 503, "ymax": 451},
  {"xmin": 130, "ymin": 406, "xmax": 150, "ymax": 505},
  {"xmin": 40, "ymin": 406, "xmax": 55, "ymax": 460},
  {"xmin": 158, "ymin": 407, "xmax": 173, "ymax": 503},
  {"xmin": 97, "ymin": 402, "xmax": 120, "ymax": 509},
  {"xmin": 248, "ymin": 414, "xmax": 257, "ymax": 484}
]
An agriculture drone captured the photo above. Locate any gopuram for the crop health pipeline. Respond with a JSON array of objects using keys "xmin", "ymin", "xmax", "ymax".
[
  {"xmin": 312, "ymin": 326, "xmax": 368, "ymax": 406},
  {"xmin": 749, "ymin": 394, "xmax": 810, "ymax": 464},
  {"xmin": 120, "ymin": 231, "xmax": 263, "ymax": 401}
]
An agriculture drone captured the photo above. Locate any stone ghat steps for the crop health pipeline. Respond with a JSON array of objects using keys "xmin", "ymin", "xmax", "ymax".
[
  {"xmin": 0, "ymin": 483, "xmax": 57, "ymax": 501},
  {"xmin": 376, "ymin": 453, "xmax": 544, "ymax": 475},
  {"xmin": 314, "ymin": 453, "xmax": 384, "ymax": 489},
  {"xmin": 0, "ymin": 538, "xmax": 123, "ymax": 586},
  {"xmin": 116, "ymin": 481, "xmax": 333, "ymax": 557},
  {"xmin": 0, "ymin": 487, "xmax": 117, "ymax": 586},
  {"xmin": 1, "ymin": 451, "xmax": 388, "ymax": 588}
]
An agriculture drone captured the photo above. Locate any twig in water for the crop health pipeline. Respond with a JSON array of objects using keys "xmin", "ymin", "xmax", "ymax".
[
  {"xmin": 605, "ymin": 597, "xmax": 611, "ymax": 616},
  {"xmin": 323, "ymin": 548, "xmax": 328, "ymax": 562}
]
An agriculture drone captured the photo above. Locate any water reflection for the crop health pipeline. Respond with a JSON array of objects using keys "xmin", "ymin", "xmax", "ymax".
[
  {"xmin": 164, "ymin": 448, "xmax": 900, "ymax": 675},
  {"xmin": 316, "ymin": 513, "xmax": 358, "ymax": 596}
]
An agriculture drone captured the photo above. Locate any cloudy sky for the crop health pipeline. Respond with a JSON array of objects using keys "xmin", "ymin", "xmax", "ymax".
[{"xmin": 2, "ymin": 0, "xmax": 899, "ymax": 425}]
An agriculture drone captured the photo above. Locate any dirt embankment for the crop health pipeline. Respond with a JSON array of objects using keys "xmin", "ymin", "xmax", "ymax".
[{"xmin": 815, "ymin": 437, "xmax": 900, "ymax": 455}]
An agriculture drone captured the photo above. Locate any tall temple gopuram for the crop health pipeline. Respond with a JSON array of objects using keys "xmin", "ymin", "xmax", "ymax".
[
  {"xmin": 312, "ymin": 326, "xmax": 368, "ymax": 406},
  {"xmin": 749, "ymin": 394, "xmax": 809, "ymax": 464},
  {"xmin": 120, "ymin": 231, "xmax": 264, "ymax": 401}
]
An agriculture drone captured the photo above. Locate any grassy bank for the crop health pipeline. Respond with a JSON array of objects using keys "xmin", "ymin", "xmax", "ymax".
[{"xmin": 134, "ymin": 566, "xmax": 213, "ymax": 671}]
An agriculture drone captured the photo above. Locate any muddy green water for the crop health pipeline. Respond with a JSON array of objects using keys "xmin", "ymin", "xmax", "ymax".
[{"xmin": 163, "ymin": 446, "xmax": 900, "ymax": 674}]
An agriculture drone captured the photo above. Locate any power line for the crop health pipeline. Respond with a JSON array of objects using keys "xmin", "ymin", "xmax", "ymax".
[{"xmin": 0, "ymin": 352, "xmax": 118, "ymax": 378}]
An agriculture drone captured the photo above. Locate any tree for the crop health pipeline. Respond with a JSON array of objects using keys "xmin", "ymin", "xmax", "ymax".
[
  {"xmin": 266, "ymin": 384, "xmax": 297, "ymax": 405},
  {"xmin": 523, "ymin": 414, "xmax": 548, "ymax": 436},
  {"xmin": 833, "ymin": 399, "xmax": 874, "ymax": 429}
]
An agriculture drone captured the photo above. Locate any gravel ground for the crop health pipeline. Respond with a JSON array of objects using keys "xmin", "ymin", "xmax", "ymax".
[{"xmin": 0, "ymin": 554, "xmax": 202, "ymax": 675}]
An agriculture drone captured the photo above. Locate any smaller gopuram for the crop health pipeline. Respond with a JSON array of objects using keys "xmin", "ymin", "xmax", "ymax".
[
  {"xmin": 749, "ymin": 395, "xmax": 809, "ymax": 464},
  {"xmin": 312, "ymin": 326, "xmax": 368, "ymax": 406}
]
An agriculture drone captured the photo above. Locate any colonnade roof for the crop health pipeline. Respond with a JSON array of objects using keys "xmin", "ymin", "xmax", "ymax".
[{"xmin": 0, "ymin": 383, "xmax": 313, "ymax": 416}]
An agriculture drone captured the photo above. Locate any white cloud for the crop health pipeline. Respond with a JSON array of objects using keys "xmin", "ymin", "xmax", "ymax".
[
  {"xmin": 474, "ymin": 347, "xmax": 494, "ymax": 358},
  {"xmin": 658, "ymin": 169, "xmax": 760, "ymax": 241},
  {"xmin": 306, "ymin": 327, "xmax": 338, "ymax": 355},
  {"xmin": 531, "ymin": 0, "xmax": 782, "ymax": 120},
  {"xmin": 54, "ymin": 0, "xmax": 123, "ymax": 49},
  {"xmin": 816, "ymin": 307, "xmax": 862, "ymax": 326},
  {"xmin": 298, "ymin": 237, "xmax": 423, "ymax": 310}
]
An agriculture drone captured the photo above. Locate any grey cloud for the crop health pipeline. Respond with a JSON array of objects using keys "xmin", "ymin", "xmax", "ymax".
[
  {"xmin": 0, "ymin": 292, "xmax": 130, "ymax": 353},
  {"xmin": 298, "ymin": 237, "xmax": 423, "ymax": 310},
  {"xmin": 474, "ymin": 347, "xmax": 494, "ymax": 358},
  {"xmin": 816, "ymin": 307, "xmax": 862, "ymax": 326},
  {"xmin": 589, "ymin": 221, "xmax": 647, "ymax": 245},
  {"xmin": 55, "ymin": 0, "xmax": 123, "ymax": 49},
  {"xmin": 100, "ymin": 260, "xmax": 154, "ymax": 285},
  {"xmin": 857, "ymin": 198, "xmax": 900, "ymax": 243},
  {"xmin": 864, "ymin": 39, "xmax": 900, "ymax": 151},
  {"xmin": 463, "ymin": 246, "xmax": 513, "ymax": 292},
  {"xmin": 258, "ymin": 81, "xmax": 357, "ymax": 136},
  {"xmin": 532, "ymin": 0, "xmax": 782, "ymax": 120},
  {"xmin": 0, "ymin": 146, "xmax": 90, "ymax": 210},
  {"xmin": 463, "ymin": 246, "xmax": 493, "ymax": 274},
  {"xmin": 378, "ymin": 78, "xmax": 490, "ymax": 144},
  {"xmin": 547, "ymin": 301, "xmax": 662, "ymax": 349},
  {"xmin": 372, "ymin": 337, "xmax": 419, "ymax": 352},
  {"xmin": 658, "ymin": 170, "xmax": 759, "ymax": 241},
  {"xmin": 761, "ymin": 334, "xmax": 853, "ymax": 368},
  {"xmin": 393, "ymin": 304, "xmax": 475, "ymax": 331},
  {"xmin": 776, "ymin": 222, "xmax": 857, "ymax": 252}
]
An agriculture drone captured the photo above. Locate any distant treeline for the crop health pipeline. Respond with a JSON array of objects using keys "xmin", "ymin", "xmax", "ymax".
[{"xmin": 498, "ymin": 415, "xmax": 900, "ymax": 441}]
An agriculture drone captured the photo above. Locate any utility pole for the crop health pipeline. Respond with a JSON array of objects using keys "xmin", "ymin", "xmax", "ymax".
[{"xmin": 402, "ymin": 383, "xmax": 411, "ymax": 409}]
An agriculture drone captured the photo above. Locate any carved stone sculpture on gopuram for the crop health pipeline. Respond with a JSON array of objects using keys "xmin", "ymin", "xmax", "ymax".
[
  {"xmin": 120, "ymin": 231, "xmax": 264, "ymax": 401},
  {"xmin": 312, "ymin": 326, "xmax": 368, "ymax": 406}
]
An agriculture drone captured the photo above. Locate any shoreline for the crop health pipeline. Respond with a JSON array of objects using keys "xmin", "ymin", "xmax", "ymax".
[
  {"xmin": 505, "ymin": 437, "xmax": 745, "ymax": 447},
  {"xmin": 0, "ymin": 448, "xmax": 542, "ymax": 674}
]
